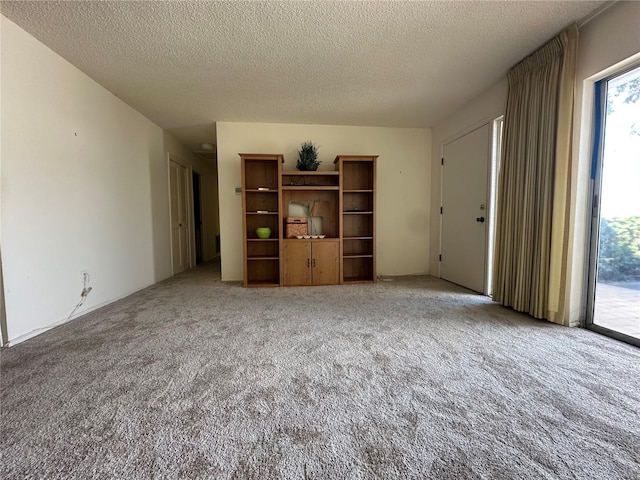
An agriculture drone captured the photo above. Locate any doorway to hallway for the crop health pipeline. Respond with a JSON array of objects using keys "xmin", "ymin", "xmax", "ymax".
[{"xmin": 192, "ymin": 171, "xmax": 204, "ymax": 265}]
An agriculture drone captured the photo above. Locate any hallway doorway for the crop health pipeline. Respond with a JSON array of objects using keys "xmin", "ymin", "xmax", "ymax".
[{"xmin": 192, "ymin": 171, "xmax": 205, "ymax": 265}]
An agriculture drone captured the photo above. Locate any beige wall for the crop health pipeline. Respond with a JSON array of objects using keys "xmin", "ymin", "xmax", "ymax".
[
  {"xmin": 1, "ymin": 16, "xmax": 168, "ymax": 343},
  {"xmin": 429, "ymin": 1, "xmax": 640, "ymax": 327},
  {"xmin": 216, "ymin": 122, "xmax": 431, "ymax": 281},
  {"xmin": 0, "ymin": 16, "xmax": 216, "ymax": 344},
  {"xmin": 567, "ymin": 0, "xmax": 640, "ymax": 325},
  {"xmin": 5, "ymin": 2, "xmax": 632, "ymax": 343},
  {"xmin": 429, "ymin": 80, "xmax": 507, "ymax": 275}
]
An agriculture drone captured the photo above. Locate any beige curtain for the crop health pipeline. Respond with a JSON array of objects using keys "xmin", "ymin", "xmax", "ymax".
[{"xmin": 492, "ymin": 26, "xmax": 578, "ymax": 321}]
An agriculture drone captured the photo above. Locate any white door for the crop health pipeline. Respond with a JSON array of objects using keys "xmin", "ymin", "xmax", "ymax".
[
  {"xmin": 170, "ymin": 160, "xmax": 189, "ymax": 274},
  {"xmin": 441, "ymin": 124, "xmax": 490, "ymax": 293}
]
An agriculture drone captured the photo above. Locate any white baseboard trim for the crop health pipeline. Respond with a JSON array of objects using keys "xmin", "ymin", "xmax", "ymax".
[{"xmin": 6, "ymin": 281, "xmax": 156, "ymax": 347}]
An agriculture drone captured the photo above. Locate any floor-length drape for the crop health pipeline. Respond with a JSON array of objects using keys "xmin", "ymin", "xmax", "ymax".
[{"xmin": 492, "ymin": 27, "xmax": 578, "ymax": 320}]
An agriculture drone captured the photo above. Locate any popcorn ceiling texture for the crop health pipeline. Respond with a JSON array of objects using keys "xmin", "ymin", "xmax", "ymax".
[
  {"xmin": 2, "ymin": 1, "xmax": 605, "ymax": 132},
  {"xmin": 1, "ymin": 262, "xmax": 639, "ymax": 478}
]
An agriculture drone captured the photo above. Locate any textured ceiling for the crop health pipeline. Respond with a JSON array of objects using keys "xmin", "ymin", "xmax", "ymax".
[{"xmin": 1, "ymin": 0, "xmax": 608, "ymax": 148}]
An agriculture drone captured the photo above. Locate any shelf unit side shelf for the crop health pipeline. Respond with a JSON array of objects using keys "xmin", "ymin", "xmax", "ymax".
[
  {"xmin": 240, "ymin": 154, "xmax": 284, "ymax": 287},
  {"xmin": 336, "ymin": 155, "xmax": 377, "ymax": 284}
]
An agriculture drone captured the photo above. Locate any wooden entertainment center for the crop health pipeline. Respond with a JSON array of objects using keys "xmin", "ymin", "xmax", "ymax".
[{"xmin": 240, "ymin": 153, "xmax": 377, "ymax": 287}]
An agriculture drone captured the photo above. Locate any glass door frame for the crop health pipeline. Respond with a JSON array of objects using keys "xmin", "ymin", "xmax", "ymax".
[{"xmin": 585, "ymin": 63, "xmax": 640, "ymax": 348}]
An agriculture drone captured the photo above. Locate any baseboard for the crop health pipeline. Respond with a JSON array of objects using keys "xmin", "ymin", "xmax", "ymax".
[{"xmin": 6, "ymin": 281, "xmax": 156, "ymax": 347}]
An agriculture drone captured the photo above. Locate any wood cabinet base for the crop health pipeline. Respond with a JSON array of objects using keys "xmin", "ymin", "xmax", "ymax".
[{"xmin": 283, "ymin": 239, "xmax": 339, "ymax": 286}]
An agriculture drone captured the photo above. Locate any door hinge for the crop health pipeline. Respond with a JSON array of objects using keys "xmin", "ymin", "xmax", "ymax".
[
  {"xmin": 441, "ymin": 157, "xmax": 444, "ymax": 166},
  {"xmin": 439, "ymin": 254, "xmax": 442, "ymax": 262},
  {"xmin": 440, "ymin": 206, "xmax": 443, "ymax": 214}
]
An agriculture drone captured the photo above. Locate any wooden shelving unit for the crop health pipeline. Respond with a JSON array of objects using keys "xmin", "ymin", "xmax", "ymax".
[
  {"xmin": 335, "ymin": 155, "xmax": 378, "ymax": 283},
  {"xmin": 240, "ymin": 154, "xmax": 283, "ymax": 287},
  {"xmin": 241, "ymin": 154, "xmax": 376, "ymax": 287}
]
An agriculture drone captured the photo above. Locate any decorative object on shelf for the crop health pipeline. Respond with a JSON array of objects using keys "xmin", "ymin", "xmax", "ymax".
[
  {"xmin": 296, "ymin": 141, "xmax": 321, "ymax": 171},
  {"xmin": 308, "ymin": 217, "xmax": 323, "ymax": 235},
  {"xmin": 288, "ymin": 201, "xmax": 310, "ymax": 217},
  {"xmin": 285, "ymin": 217, "xmax": 308, "ymax": 238},
  {"xmin": 256, "ymin": 227, "xmax": 272, "ymax": 239},
  {"xmin": 308, "ymin": 200, "xmax": 324, "ymax": 235}
]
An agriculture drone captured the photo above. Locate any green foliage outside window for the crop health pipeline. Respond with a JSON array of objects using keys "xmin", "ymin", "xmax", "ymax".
[{"xmin": 598, "ymin": 216, "xmax": 640, "ymax": 282}]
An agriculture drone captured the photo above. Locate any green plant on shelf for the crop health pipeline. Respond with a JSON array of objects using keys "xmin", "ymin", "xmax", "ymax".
[{"xmin": 296, "ymin": 141, "xmax": 321, "ymax": 171}]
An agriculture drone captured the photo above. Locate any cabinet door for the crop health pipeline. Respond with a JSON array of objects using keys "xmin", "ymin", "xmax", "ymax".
[
  {"xmin": 284, "ymin": 241, "xmax": 311, "ymax": 286},
  {"xmin": 312, "ymin": 241, "xmax": 340, "ymax": 285}
]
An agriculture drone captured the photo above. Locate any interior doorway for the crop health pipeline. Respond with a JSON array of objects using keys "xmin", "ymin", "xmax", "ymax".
[
  {"xmin": 586, "ymin": 64, "xmax": 640, "ymax": 346},
  {"xmin": 169, "ymin": 159, "xmax": 190, "ymax": 275},
  {"xmin": 192, "ymin": 171, "xmax": 205, "ymax": 265}
]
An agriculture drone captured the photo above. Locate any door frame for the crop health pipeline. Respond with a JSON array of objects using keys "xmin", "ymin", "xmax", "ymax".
[
  {"xmin": 0, "ymin": 247, "xmax": 8, "ymax": 346},
  {"xmin": 168, "ymin": 154, "xmax": 193, "ymax": 275},
  {"xmin": 584, "ymin": 64, "xmax": 640, "ymax": 347},
  {"xmin": 438, "ymin": 116, "xmax": 502, "ymax": 296}
]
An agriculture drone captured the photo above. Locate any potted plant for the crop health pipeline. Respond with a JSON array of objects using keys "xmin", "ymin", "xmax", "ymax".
[{"xmin": 296, "ymin": 141, "xmax": 321, "ymax": 171}]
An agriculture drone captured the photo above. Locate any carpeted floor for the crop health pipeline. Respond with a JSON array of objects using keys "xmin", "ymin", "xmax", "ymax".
[{"xmin": 1, "ymin": 261, "xmax": 639, "ymax": 479}]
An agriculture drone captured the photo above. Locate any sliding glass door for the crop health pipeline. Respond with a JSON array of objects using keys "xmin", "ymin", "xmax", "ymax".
[{"xmin": 586, "ymin": 64, "xmax": 640, "ymax": 346}]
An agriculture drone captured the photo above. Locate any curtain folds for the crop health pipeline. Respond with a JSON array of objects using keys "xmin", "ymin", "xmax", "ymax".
[{"xmin": 492, "ymin": 26, "xmax": 578, "ymax": 321}]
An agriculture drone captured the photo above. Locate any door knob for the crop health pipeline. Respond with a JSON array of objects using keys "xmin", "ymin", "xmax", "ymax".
[{"xmin": 476, "ymin": 217, "xmax": 485, "ymax": 223}]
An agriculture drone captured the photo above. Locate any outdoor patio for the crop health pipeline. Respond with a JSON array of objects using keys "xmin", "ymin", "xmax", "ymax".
[{"xmin": 593, "ymin": 282, "xmax": 640, "ymax": 339}]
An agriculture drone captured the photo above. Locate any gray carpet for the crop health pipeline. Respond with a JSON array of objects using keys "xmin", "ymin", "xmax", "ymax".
[{"xmin": 1, "ymin": 262, "xmax": 639, "ymax": 479}]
